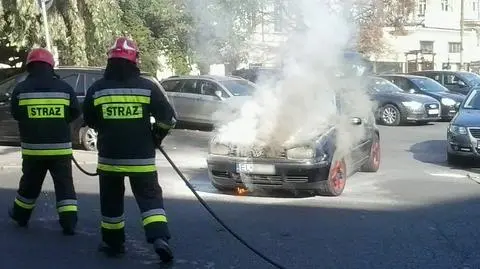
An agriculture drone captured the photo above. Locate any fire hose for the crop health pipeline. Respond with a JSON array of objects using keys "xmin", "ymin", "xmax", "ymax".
[{"xmin": 71, "ymin": 146, "xmax": 287, "ymax": 269}]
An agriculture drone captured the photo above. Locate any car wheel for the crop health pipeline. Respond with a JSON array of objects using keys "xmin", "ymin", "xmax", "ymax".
[
  {"xmin": 317, "ymin": 157, "xmax": 347, "ymax": 196},
  {"xmin": 379, "ymin": 104, "xmax": 401, "ymax": 126},
  {"xmin": 80, "ymin": 126, "xmax": 97, "ymax": 151},
  {"xmin": 361, "ymin": 133, "xmax": 381, "ymax": 172}
]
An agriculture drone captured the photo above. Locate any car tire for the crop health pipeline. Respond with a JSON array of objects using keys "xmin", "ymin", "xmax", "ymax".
[
  {"xmin": 379, "ymin": 104, "xmax": 401, "ymax": 126},
  {"xmin": 361, "ymin": 133, "xmax": 381, "ymax": 172},
  {"xmin": 79, "ymin": 126, "xmax": 97, "ymax": 151},
  {"xmin": 316, "ymin": 157, "xmax": 347, "ymax": 197}
]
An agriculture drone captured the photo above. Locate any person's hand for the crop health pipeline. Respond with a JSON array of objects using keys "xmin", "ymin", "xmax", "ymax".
[{"xmin": 152, "ymin": 125, "xmax": 169, "ymax": 146}]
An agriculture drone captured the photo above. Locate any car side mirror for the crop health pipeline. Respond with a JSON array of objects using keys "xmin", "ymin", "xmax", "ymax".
[
  {"xmin": 457, "ymin": 80, "xmax": 467, "ymax": 87},
  {"xmin": 214, "ymin": 90, "xmax": 223, "ymax": 99},
  {"xmin": 0, "ymin": 92, "xmax": 10, "ymax": 102},
  {"xmin": 408, "ymin": 89, "xmax": 416, "ymax": 94},
  {"xmin": 351, "ymin": 117, "xmax": 362, "ymax": 125}
]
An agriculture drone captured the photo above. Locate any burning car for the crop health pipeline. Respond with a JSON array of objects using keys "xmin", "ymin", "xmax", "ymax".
[{"xmin": 206, "ymin": 99, "xmax": 381, "ymax": 196}]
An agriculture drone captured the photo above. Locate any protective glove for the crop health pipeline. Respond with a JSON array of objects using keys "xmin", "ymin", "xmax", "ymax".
[{"xmin": 152, "ymin": 124, "xmax": 169, "ymax": 146}]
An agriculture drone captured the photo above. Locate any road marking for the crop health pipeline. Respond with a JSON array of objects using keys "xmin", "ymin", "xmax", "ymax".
[{"xmin": 428, "ymin": 172, "xmax": 467, "ymax": 178}]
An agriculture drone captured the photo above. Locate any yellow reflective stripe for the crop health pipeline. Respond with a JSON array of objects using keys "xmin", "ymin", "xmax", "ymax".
[
  {"xmin": 94, "ymin": 95, "xmax": 151, "ymax": 106},
  {"xmin": 57, "ymin": 205, "xmax": 78, "ymax": 213},
  {"xmin": 14, "ymin": 198, "xmax": 35, "ymax": 209},
  {"xmin": 22, "ymin": 149, "xmax": 73, "ymax": 156},
  {"xmin": 97, "ymin": 164, "xmax": 157, "ymax": 173},
  {"xmin": 19, "ymin": 99, "xmax": 69, "ymax": 106},
  {"xmin": 101, "ymin": 221, "xmax": 125, "ymax": 230},
  {"xmin": 143, "ymin": 215, "xmax": 167, "ymax": 226}
]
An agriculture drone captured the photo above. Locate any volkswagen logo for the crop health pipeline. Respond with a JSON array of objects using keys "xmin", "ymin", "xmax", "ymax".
[{"xmin": 250, "ymin": 147, "xmax": 264, "ymax": 158}]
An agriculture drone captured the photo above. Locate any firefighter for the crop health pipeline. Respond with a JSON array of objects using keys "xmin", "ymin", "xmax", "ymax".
[
  {"xmin": 82, "ymin": 37, "xmax": 176, "ymax": 262},
  {"xmin": 8, "ymin": 48, "xmax": 81, "ymax": 235}
]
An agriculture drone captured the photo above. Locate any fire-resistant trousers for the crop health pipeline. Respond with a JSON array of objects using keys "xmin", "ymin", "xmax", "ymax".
[
  {"xmin": 10, "ymin": 158, "xmax": 78, "ymax": 229},
  {"xmin": 99, "ymin": 172, "xmax": 170, "ymax": 247}
]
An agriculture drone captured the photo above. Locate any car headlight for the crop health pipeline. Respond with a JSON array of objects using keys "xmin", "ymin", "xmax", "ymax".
[
  {"xmin": 441, "ymin": 98, "xmax": 456, "ymax": 106},
  {"xmin": 402, "ymin": 101, "xmax": 423, "ymax": 110},
  {"xmin": 286, "ymin": 146, "xmax": 315, "ymax": 160},
  {"xmin": 209, "ymin": 143, "xmax": 230, "ymax": 155},
  {"xmin": 449, "ymin": 124, "xmax": 467, "ymax": 135}
]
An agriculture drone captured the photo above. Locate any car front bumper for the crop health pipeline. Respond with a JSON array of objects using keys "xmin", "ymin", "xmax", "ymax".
[
  {"xmin": 440, "ymin": 104, "xmax": 458, "ymax": 120},
  {"xmin": 447, "ymin": 128, "xmax": 480, "ymax": 158},
  {"xmin": 206, "ymin": 155, "xmax": 330, "ymax": 191},
  {"xmin": 402, "ymin": 103, "xmax": 441, "ymax": 122}
]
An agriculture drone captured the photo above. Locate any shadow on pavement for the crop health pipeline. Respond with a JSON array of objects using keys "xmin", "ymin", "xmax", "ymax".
[
  {"xmin": 409, "ymin": 140, "xmax": 480, "ymax": 171},
  {"xmin": 1, "ymin": 187, "xmax": 480, "ymax": 269}
]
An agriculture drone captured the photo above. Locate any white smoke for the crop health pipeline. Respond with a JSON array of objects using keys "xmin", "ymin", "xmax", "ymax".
[{"xmin": 214, "ymin": 0, "xmax": 375, "ymax": 157}]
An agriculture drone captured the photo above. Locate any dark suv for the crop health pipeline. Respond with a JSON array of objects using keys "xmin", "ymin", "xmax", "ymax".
[
  {"xmin": 0, "ymin": 66, "xmax": 162, "ymax": 151},
  {"xmin": 409, "ymin": 70, "xmax": 480, "ymax": 95}
]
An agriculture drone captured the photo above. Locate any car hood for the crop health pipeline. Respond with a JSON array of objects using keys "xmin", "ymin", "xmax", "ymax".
[
  {"xmin": 452, "ymin": 109, "xmax": 480, "ymax": 127},
  {"xmin": 375, "ymin": 92, "xmax": 438, "ymax": 103},
  {"xmin": 428, "ymin": 91, "xmax": 465, "ymax": 102}
]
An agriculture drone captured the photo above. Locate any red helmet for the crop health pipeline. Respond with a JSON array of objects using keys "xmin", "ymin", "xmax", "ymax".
[
  {"xmin": 26, "ymin": 48, "xmax": 55, "ymax": 67},
  {"xmin": 107, "ymin": 37, "xmax": 139, "ymax": 64}
]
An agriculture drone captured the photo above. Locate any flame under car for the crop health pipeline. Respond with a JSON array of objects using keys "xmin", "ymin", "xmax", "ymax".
[{"xmin": 206, "ymin": 117, "xmax": 381, "ymax": 197}]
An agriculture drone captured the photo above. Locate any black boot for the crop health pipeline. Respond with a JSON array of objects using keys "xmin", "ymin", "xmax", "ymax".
[
  {"xmin": 98, "ymin": 241, "xmax": 125, "ymax": 258},
  {"xmin": 62, "ymin": 227, "xmax": 75, "ymax": 236},
  {"xmin": 8, "ymin": 208, "xmax": 28, "ymax": 228},
  {"xmin": 153, "ymin": 238, "xmax": 173, "ymax": 263}
]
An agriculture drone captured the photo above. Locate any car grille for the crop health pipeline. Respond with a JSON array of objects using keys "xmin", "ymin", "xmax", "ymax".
[
  {"xmin": 211, "ymin": 170, "xmax": 309, "ymax": 184},
  {"xmin": 229, "ymin": 145, "xmax": 287, "ymax": 158},
  {"xmin": 468, "ymin": 127, "xmax": 480, "ymax": 138}
]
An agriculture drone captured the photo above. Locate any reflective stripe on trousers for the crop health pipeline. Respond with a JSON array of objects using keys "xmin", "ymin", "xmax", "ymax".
[
  {"xmin": 101, "ymin": 215, "xmax": 125, "ymax": 230},
  {"xmin": 57, "ymin": 199, "xmax": 78, "ymax": 213},
  {"xmin": 21, "ymin": 142, "xmax": 73, "ymax": 156},
  {"xmin": 97, "ymin": 157, "xmax": 157, "ymax": 173},
  {"xmin": 141, "ymin": 209, "xmax": 167, "ymax": 226},
  {"xmin": 14, "ymin": 194, "xmax": 36, "ymax": 210},
  {"xmin": 93, "ymin": 88, "xmax": 151, "ymax": 106},
  {"xmin": 18, "ymin": 92, "xmax": 70, "ymax": 106}
]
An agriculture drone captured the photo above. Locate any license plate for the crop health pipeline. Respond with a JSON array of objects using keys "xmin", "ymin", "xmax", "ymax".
[
  {"xmin": 236, "ymin": 163, "xmax": 275, "ymax": 175},
  {"xmin": 427, "ymin": 109, "xmax": 439, "ymax": 115}
]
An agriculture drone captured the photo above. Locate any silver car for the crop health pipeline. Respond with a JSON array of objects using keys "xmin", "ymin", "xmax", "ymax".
[{"xmin": 159, "ymin": 75, "xmax": 257, "ymax": 125}]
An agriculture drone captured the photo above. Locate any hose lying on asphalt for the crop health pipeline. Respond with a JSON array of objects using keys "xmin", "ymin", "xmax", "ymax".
[
  {"xmin": 157, "ymin": 146, "xmax": 287, "ymax": 269},
  {"xmin": 71, "ymin": 156, "xmax": 98, "ymax": 176},
  {"xmin": 71, "ymin": 147, "xmax": 287, "ymax": 269}
]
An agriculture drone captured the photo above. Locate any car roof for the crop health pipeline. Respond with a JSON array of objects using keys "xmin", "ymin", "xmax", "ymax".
[
  {"xmin": 162, "ymin": 75, "xmax": 244, "ymax": 82},
  {"xmin": 378, "ymin": 74, "xmax": 427, "ymax": 79}
]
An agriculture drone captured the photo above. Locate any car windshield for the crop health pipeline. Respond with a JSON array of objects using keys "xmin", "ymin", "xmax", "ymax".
[
  {"xmin": 368, "ymin": 78, "xmax": 404, "ymax": 93},
  {"xmin": 462, "ymin": 88, "xmax": 480, "ymax": 109},
  {"xmin": 460, "ymin": 72, "xmax": 480, "ymax": 85},
  {"xmin": 410, "ymin": 77, "xmax": 448, "ymax": 92},
  {"xmin": 220, "ymin": 79, "xmax": 257, "ymax": 96}
]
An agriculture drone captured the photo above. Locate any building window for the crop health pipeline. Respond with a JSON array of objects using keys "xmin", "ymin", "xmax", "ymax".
[
  {"xmin": 419, "ymin": 0, "xmax": 427, "ymax": 16},
  {"xmin": 420, "ymin": 41, "xmax": 434, "ymax": 53},
  {"xmin": 449, "ymin": 42, "xmax": 462, "ymax": 53},
  {"xmin": 273, "ymin": 0, "xmax": 283, "ymax": 32},
  {"xmin": 441, "ymin": 0, "xmax": 450, "ymax": 11}
]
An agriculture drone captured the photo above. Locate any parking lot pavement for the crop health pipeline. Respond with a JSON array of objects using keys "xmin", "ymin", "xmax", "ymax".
[{"xmin": 1, "ymin": 124, "xmax": 480, "ymax": 269}]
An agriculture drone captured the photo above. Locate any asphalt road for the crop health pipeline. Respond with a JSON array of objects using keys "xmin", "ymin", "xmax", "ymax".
[{"xmin": 1, "ymin": 122, "xmax": 480, "ymax": 269}]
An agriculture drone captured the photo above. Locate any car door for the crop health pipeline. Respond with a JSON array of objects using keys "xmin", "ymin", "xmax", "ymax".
[
  {"xmin": 0, "ymin": 76, "xmax": 20, "ymax": 141},
  {"xmin": 196, "ymin": 80, "xmax": 227, "ymax": 124},
  {"xmin": 173, "ymin": 79, "xmax": 203, "ymax": 123}
]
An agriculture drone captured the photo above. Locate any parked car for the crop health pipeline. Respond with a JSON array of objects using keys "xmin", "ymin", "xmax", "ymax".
[
  {"xmin": 160, "ymin": 75, "xmax": 257, "ymax": 126},
  {"xmin": 408, "ymin": 70, "xmax": 480, "ymax": 95},
  {"xmin": 230, "ymin": 67, "xmax": 282, "ymax": 83},
  {"xmin": 378, "ymin": 74, "xmax": 465, "ymax": 121},
  {"xmin": 206, "ymin": 94, "xmax": 381, "ymax": 197},
  {"xmin": 0, "ymin": 66, "xmax": 163, "ymax": 151},
  {"xmin": 447, "ymin": 87, "xmax": 480, "ymax": 164},
  {"xmin": 366, "ymin": 76, "xmax": 441, "ymax": 126}
]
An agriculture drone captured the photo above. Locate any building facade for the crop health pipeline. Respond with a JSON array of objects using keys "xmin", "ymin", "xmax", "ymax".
[{"xmin": 245, "ymin": 0, "xmax": 480, "ymax": 74}]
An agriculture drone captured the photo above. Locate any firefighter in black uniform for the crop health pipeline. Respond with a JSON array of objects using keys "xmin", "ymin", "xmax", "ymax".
[
  {"xmin": 82, "ymin": 37, "xmax": 176, "ymax": 262},
  {"xmin": 8, "ymin": 48, "xmax": 81, "ymax": 235}
]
